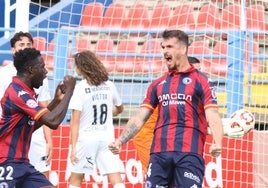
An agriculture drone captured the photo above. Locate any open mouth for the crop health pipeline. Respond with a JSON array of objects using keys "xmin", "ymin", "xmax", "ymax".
[{"xmin": 164, "ymin": 54, "xmax": 172, "ymax": 62}]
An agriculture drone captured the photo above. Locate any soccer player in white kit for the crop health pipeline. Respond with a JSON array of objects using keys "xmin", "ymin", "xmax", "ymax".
[
  {"xmin": 68, "ymin": 50, "xmax": 125, "ymax": 188},
  {"xmin": 0, "ymin": 32, "xmax": 53, "ymax": 178}
]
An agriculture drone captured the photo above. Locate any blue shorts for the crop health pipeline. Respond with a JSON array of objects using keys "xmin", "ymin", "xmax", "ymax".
[
  {"xmin": 145, "ymin": 151, "xmax": 205, "ymax": 188},
  {"xmin": 0, "ymin": 161, "xmax": 53, "ymax": 188}
]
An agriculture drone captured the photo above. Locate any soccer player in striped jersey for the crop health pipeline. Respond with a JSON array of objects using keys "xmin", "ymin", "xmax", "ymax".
[
  {"xmin": 0, "ymin": 48, "xmax": 76, "ymax": 187},
  {"xmin": 68, "ymin": 51, "xmax": 125, "ymax": 188},
  {"xmin": 0, "ymin": 32, "xmax": 53, "ymax": 178},
  {"xmin": 109, "ymin": 30, "xmax": 224, "ymax": 188},
  {"xmin": 133, "ymin": 56, "xmax": 202, "ymax": 175}
]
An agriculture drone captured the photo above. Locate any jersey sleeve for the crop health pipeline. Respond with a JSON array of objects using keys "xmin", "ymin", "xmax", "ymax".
[
  {"xmin": 68, "ymin": 84, "xmax": 83, "ymax": 111},
  {"xmin": 202, "ymin": 79, "xmax": 218, "ymax": 110},
  {"xmin": 110, "ymin": 81, "xmax": 122, "ymax": 107},
  {"xmin": 8, "ymin": 87, "xmax": 49, "ymax": 121}
]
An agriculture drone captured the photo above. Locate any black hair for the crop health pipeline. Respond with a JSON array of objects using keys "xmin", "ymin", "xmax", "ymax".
[
  {"xmin": 188, "ymin": 56, "xmax": 200, "ymax": 64},
  {"xmin": 10, "ymin": 31, "xmax": 33, "ymax": 48},
  {"xmin": 13, "ymin": 48, "xmax": 41, "ymax": 73},
  {"xmin": 162, "ymin": 30, "xmax": 189, "ymax": 47}
]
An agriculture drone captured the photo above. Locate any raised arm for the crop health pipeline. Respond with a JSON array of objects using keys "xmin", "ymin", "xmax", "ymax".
[{"xmin": 35, "ymin": 75, "xmax": 76, "ymax": 130}]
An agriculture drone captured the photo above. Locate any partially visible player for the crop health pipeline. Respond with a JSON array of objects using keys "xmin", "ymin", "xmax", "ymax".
[
  {"xmin": 133, "ymin": 56, "xmax": 202, "ymax": 174},
  {"xmin": 0, "ymin": 31, "xmax": 53, "ymax": 178},
  {"xmin": 0, "ymin": 48, "xmax": 76, "ymax": 187},
  {"xmin": 68, "ymin": 50, "xmax": 125, "ymax": 188}
]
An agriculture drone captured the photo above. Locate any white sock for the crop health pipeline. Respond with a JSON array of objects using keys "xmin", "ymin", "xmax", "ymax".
[
  {"xmin": 69, "ymin": 185, "xmax": 80, "ymax": 188},
  {"xmin": 114, "ymin": 183, "xmax": 125, "ymax": 188}
]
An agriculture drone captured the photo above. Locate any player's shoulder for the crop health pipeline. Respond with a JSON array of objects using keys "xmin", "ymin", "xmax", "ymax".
[{"xmin": 0, "ymin": 63, "xmax": 16, "ymax": 77}]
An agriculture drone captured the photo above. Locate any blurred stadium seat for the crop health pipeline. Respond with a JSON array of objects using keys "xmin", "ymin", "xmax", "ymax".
[
  {"xmin": 246, "ymin": 4, "xmax": 266, "ymax": 31},
  {"xmin": 168, "ymin": 3, "xmax": 195, "ymax": 30},
  {"xmin": 101, "ymin": 2, "xmax": 126, "ymax": 29},
  {"xmin": 139, "ymin": 39, "xmax": 163, "ymax": 74},
  {"xmin": 149, "ymin": 3, "xmax": 171, "ymax": 31},
  {"xmin": 122, "ymin": 3, "xmax": 150, "ymax": 30},
  {"xmin": 76, "ymin": 37, "xmax": 91, "ymax": 52},
  {"xmin": 80, "ymin": 2, "xmax": 104, "ymax": 28},
  {"xmin": 33, "ymin": 36, "xmax": 47, "ymax": 51},
  {"xmin": 188, "ymin": 40, "xmax": 211, "ymax": 74},
  {"xmin": 115, "ymin": 39, "xmax": 140, "ymax": 73},
  {"xmin": 196, "ymin": 3, "xmax": 220, "ymax": 31},
  {"xmin": 220, "ymin": 4, "xmax": 241, "ymax": 39},
  {"xmin": 43, "ymin": 39, "xmax": 55, "ymax": 71},
  {"xmin": 245, "ymin": 41, "xmax": 262, "ymax": 73},
  {"xmin": 211, "ymin": 40, "xmax": 228, "ymax": 76},
  {"xmin": 94, "ymin": 38, "xmax": 115, "ymax": 72}
]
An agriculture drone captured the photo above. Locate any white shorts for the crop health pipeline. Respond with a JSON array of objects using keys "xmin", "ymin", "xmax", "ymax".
[
  {"xmin": 69, "ymin": 137, "xmax": 124, "ymax": 175},
  {"xmin": 28, "ymin": 127, "xmax": 51, "ymax": 173}
]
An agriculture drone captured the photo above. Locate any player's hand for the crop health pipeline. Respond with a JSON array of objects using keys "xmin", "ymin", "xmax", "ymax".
[
  {"xmin": 225, "ymin": 126, "xmax": 245, "ymax": 138},
  {"xmin": 108, "ymin": 140, "xmax": 122, "ymax": 155},
  {"xmin": 209, "ymin": 144, "xmax": 221, "ymax": 157},
  {"xmin": 63, "ymin": 75, "xmax": 76, "ymax": 92},
  {"xmin": 46, "ymin": 142, "xmax": 53, "ymax": 165},
  {"xmin": 54, "ymin": 82, "xmax": 65, "ymax": 101},
  {"xmin": 222, "ymin": 118, "xmax": 245, "ymax": 138},
  {"xmin": 70, "ymin": 148, "xmax": 79, "ymax": 164}
]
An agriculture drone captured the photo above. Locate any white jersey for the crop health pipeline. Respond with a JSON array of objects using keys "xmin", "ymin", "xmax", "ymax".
[{"xmin": 69, "ymin": 79, "xmax": 122, "ymax": 141}]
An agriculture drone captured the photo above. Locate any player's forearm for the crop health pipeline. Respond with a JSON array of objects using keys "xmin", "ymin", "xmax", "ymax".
[
  {"xmin": 207, "ymin": 109, "xmax": 224, "ymax": 146},
  {"xmin": 43, "ymin": 125, "xmax": 53, "ymax": 144},
  {"xmin": 119, "ymin": 117, "xmax": 143, "ymax": 145}
]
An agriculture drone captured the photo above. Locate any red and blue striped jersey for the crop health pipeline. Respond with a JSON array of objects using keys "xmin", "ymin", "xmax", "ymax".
[
  {"xmin": 141, "ymin": 65, "xmax": 218, "ymax": 155},
  {"xmin": 0, "ymin": 77, "xmax": 48, "ymax": 163}
]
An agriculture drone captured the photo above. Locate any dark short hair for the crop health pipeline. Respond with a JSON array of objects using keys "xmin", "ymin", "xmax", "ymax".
[
  {"xmin": 13, "ymin": 48, "xmax": 41, "ymax": 73},
  {"xmin": 188, "ymin": 56, "xmax": 200, "ymax": 64},
  {"xmin": 10, "ymin": 31, "xmax": 34, "ymax": 48},
  {"xmin": 162, "ymin": 30, "xmax": 189, "ymax": 47}
]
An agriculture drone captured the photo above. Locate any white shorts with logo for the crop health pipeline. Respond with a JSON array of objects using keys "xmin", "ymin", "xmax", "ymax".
[
  {"xmin": 28, "ymin": 127, "xmax": 51, "ymax": 173},
  {"xmin": 68, "ymin": 136, "xmax": 124, "ymax": 175}
]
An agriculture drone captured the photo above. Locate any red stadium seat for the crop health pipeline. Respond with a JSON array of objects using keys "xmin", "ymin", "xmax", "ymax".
[
  {"xmin": 245, "ymin": 41, "xmax": 262, "ymax": 73},
  {"xmin": 43, "ymin": 39, "xmax": 55, "ymax": 71},
  {"xmin": 76, "ymin": 38, "xmax": 91, "ymax": 52},
  {"xmin": 149, "ymin": 3, "xmax": 171, "ymax": 31},
  {"xmin": 168, "ymin": 4, "xmax": 195, "ymax": 30},
  {"xmin": 33, "ymin": 36, "xmax": 47, "ymax": 51},
  {"xmin": 138, "ymin": 39, "xmax": 164, "ymax": 74},
  {"xmin": 247, "ymin": 4, "xmax": 266, "ymax": 31},
  {"xmin": 101, "ymin": 2, "xmax": 126, "ymax": 29},
  {"xmin": 211, "ymin": 41, "xmax": 262, "ymax": 75},
  {"xmin": 80, "ymin": 2, "xmax": 104, "ymax": 28},
  {"xmin": 188, "ymin": 40, "xmax": 211, "ymax": 74},
  {"xmin": 94, "ymin": 38, "xmax": 115, "ymax": 72},
  {"xmin": 115, "ymin": 39, "xmax": 140, "ymax": 73},
  {"xmin": 211, "ymin": 41, "xmax": 228, "ymax": 76},
  {"xmin": 122, "ymin": 3, "xmax": 150, "ymax": 30},
  {"xmin": 221, "ymin": 4, "xmax": 241, "ymax": 30},
  {"xmin": 196, "ymin": 3, "xmax": 220, "ymax": 31},
  {"xmin": 220, "ymin": 4, "xmax": 241, "ymax": 39}
]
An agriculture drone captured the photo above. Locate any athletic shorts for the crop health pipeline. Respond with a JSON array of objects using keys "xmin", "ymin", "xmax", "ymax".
[
  {"xmin": 145, "ymin": 151, "xmax": 205, "ymax": 188},
  {"xmin": 0, "ymin": 161, "xmax": 53, "ymax": 188},
  {"xmin": 28, "ymin": 127, "xmax": 51, "ymax": 173},
  {"xmin": 69, "ymin": 138, "xmax": 124, "ymax": 175}
]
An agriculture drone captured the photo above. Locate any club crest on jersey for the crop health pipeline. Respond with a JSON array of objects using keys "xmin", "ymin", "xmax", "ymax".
[
  {"xmin": 26, "ymin": 99, "xmax": 38, "ymax": 108},
  {"xmin": 18, "ymin": 90, "xmax": 27, "ymax": 97},
  {"xmin": 182, "ymin": 77, "xmax": 192, "ymax": 85}
]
